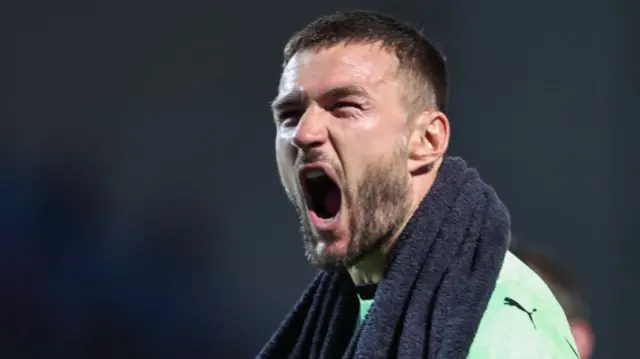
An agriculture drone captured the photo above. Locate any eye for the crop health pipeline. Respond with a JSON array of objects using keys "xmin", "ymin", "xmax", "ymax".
[
  {"xmin": 276, "ymin": 110, "xmax": 302, "ymax": 127},
  {"xmin": 330, "ymin": 101, "xmax": 362, "ymax": 111}
]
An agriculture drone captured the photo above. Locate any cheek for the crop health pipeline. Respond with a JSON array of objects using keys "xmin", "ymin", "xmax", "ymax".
[
  {"xmin": 275, "ymin": 137, "xmax": 299, "ymax": 196},
  {"xmin": 335, "ymin": 118, "xmax": 397, "ymax": 181},
  {"xmin": 344, "ymin": 111, "xmax": 404, "ymax": 149},
  {"xmin": 346, "ymin": 131, "xmax": 401, "ymax": 164},
  {"xmin": 276, "ymin": 127, "xmax": 297, "ymax": 160}
]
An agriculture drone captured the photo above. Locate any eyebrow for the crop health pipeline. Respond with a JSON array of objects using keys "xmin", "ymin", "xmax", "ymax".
[{"xmin": 270, "ymin": 85, "xmax": 370, "ymax": 113}]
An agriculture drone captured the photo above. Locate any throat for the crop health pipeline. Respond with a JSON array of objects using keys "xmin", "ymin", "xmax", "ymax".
[{"xmin": 347, "ymin": 251, "xmax": 387, "ymax": 285}]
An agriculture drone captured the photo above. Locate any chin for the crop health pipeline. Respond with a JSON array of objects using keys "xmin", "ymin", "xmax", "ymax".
[{"xmin": 307, "ymin": 235, "xmax": 354, "ymax": 269}]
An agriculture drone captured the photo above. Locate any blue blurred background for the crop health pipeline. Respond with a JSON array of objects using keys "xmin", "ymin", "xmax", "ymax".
[{"xmin": 4, "ymin": 0, "xmax": 639, "ymax": 358}]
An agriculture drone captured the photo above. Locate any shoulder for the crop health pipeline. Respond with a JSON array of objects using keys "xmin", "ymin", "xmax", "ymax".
[{"xmin": 468, "ymin": 252, "xmax": 580, "ymax": 359}]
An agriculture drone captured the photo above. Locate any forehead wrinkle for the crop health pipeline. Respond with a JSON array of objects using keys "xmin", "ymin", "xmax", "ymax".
[{"xmin": 278, "ymin": 45, "xmax": 403, "ymax": 105}]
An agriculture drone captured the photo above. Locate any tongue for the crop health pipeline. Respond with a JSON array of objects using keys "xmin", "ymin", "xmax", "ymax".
[{"xmin": 324, "ymin": 186, "xmax": 341, "ymax": 216}]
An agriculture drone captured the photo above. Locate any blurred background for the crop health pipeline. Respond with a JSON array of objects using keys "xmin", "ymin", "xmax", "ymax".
[{"xmin": 5, "ymin": 0, "xmax": 639, "ymax": 358}]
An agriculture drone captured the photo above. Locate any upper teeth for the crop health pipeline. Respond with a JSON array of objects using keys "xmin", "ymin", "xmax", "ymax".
[{"xmin": 306, "ymin": 170, "xmax": 325, "ymax": 179}]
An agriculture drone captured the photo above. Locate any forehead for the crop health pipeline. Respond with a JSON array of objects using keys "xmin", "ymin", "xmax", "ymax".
[{"xmin": 278, "ymin": 43, "xmax": 400, "ymax": 96}]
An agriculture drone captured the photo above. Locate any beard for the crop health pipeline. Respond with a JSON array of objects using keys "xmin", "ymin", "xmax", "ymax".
[{"xmin": 296, "ymin": 145, "xmax": 413, "ymax": 270}]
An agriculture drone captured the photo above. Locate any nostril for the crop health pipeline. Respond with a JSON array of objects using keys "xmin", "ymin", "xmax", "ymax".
[{"xmin": 292, "ymin": 135, "xmax": 325, "ymax": 151}]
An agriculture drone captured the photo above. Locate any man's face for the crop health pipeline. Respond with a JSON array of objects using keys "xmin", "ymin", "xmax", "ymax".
[{"xmin": 272, "ymin": 43, "xmax": 413, "ymax": 269}]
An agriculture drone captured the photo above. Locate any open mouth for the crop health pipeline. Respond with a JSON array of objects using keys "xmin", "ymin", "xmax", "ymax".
[{"xmin": 300, "ymin": 167, "xmax": 342, "ymax": 221}]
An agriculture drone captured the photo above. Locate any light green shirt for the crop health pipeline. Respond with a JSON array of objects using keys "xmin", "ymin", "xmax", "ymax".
[{"xmin": 356, "ymin": 252, "xmax": 579, "ymax": 358}]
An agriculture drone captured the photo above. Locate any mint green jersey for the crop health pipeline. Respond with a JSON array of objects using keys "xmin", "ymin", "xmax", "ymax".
[
  {"xmin": 356, "ymin": 252, "xmax": 579, "ymax": 358},
  {"xmin": 468, "ymin": 252, "xmax": 579, "ymax": 358}
]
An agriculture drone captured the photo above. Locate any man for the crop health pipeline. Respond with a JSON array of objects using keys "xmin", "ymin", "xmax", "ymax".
[
  {"xmin": 512, "ymin": 242, "xmax": 595, "ymax": 359},
  {"xmin": 260, "ymin": 10, "xmax": 579, "ymax": 358}
]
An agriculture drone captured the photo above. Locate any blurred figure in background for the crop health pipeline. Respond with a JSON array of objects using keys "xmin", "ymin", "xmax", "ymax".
[{"xmin": 512, "ymin": 242, "xmax": 595, "ymax": 359}]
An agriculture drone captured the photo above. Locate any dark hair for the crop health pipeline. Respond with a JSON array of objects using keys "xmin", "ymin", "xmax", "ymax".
[
  {"xmin": 511, "ymin": 242, "xmax": 589, "ymax": 321},
  {"xmin": 283, "ymin": 10, "xmax": 449, "ymax": 112}
]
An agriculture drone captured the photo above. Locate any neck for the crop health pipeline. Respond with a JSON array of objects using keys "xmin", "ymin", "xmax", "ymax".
[
  {"xmin": 347, "ymin": 251, "xmax": 387, "ymax": 285},
  {"xmin": 347, "ymin": 159, "xmax": 441, "ymax": 286}
]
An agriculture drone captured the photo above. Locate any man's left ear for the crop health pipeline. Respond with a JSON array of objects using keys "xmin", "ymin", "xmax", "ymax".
[{"xmin": 407, "ymin": 110, "xmax": 450, "ymax": 173}]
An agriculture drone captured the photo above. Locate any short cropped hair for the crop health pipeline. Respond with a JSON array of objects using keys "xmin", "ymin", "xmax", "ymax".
[
  {"xmin": 512, "ymin": 242, "xmax": 589, "ymax": 321},
  {"xmin": 282, "ymin": 10, "xmax": 449, "ymax": 113}
]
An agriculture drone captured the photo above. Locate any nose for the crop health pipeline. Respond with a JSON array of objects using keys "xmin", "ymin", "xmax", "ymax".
[{"xmin": 292, "ymin": 106, "xmax": 328, "ymax": 151}]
